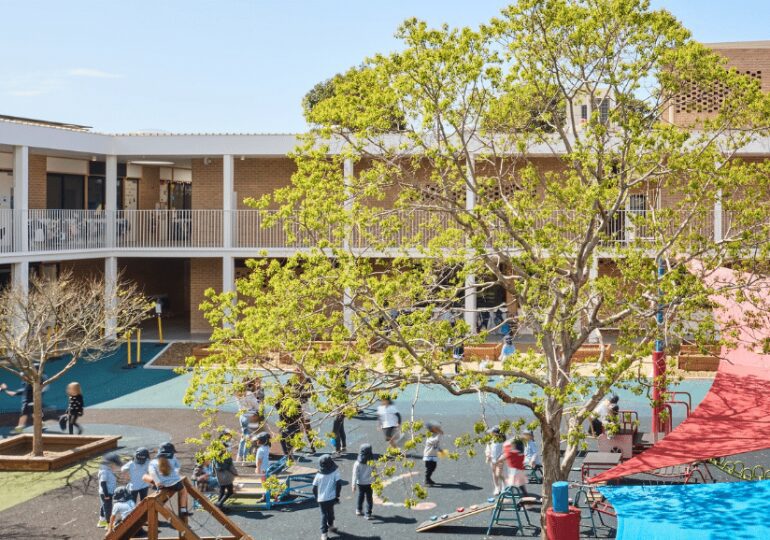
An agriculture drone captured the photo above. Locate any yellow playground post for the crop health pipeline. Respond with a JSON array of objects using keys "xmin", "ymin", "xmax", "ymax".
[{"xmin": 136, "ymin": 329, "xmax": 142, "ymax": 364}]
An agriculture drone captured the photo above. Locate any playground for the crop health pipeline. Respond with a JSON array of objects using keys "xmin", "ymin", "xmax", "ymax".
[{"xmin": 0, "ymin": 341, "xmax": 738, "ymax": 539}]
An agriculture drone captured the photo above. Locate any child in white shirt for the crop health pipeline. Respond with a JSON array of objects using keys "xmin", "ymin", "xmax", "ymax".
[
  {"xmin": 485, "ymin": 426, "xmax": 506, "ymax": 495},
  {"xmin": 313, "ymin": 454, "xmax": 342, "ymax": 540}
]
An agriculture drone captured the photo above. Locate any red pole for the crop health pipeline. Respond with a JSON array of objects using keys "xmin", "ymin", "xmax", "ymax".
[{"xmin": 652, "ymin": 350, "xmax": 666, "ymax": 442}]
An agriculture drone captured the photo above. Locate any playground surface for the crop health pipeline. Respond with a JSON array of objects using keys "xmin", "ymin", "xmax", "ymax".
[{"xmin": 0, "ymin": 343, "xmax": 756, "ymax": 540}]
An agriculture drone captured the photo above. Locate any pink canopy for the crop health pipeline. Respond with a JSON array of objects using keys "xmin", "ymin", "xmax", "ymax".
[{"xmin": 590, "ymin": 266, "xmax": 770, "ymax": 483}]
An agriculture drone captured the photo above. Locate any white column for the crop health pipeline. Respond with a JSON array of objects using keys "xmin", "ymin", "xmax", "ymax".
[
  {"xmin": 223, "ymin": 155, "xmax": 234, "ymax": 250},
  {"xmin": 713, "ymin": 189, "xmax": 723, "ymax": 243},
  {"xmin": 105, "ymin": 155, "xmax": 117, "ymax": 248},
  {"xmin": 11, "ymin": 261, "xmax": 29, "ymax": 296},
  {"xmin": 342, "ymin": 158, "xmax": 355, "ymax": 333},
  {"xmin": 13, "ymin": 146, "xmax": 29, "ymax": 253},
  {"xmin": 464, "ymin": 154, "xmax": 479, "ymax": 332},
  {"xmin": 104, "ymin": 256, "xmax": 118, "ymax": 340},
  {"xmin": 222, "ymin": 256, "xmax": 235, "ymax": 293}
]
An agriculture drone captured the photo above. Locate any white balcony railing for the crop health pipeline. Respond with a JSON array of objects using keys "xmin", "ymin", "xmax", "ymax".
[{"xmin": 0, "ymin": 207, "xmax": 728, "ymax": 256}]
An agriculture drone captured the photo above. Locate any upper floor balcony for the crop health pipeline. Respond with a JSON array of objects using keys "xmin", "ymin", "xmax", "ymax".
[{"xmin": 0, "ymin": 208, "xmax": 723, "ymax": 259}]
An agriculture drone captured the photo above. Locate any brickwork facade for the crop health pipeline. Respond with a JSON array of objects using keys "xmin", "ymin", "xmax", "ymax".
[
  {"xmin": 139, "ymin": 166, "xmax": 161, "ymax": 209},
  {"xmin": 28, "ymin": 154, "xmax": 47, "ymax": 209},
  {"xmin": 189, "ymin": 258, "xmax": 222, "ymax": 334}
]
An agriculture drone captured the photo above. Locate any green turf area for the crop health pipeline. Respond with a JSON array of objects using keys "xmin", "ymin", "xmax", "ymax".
[{"xmin": 0, "ymin": 458, "xmax": 100, "ymax": 512}]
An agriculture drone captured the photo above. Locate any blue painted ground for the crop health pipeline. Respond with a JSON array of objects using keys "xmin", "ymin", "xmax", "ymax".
[{"xmin": 0, "ymin": 343, "xmax": 171, "ymax": 413}]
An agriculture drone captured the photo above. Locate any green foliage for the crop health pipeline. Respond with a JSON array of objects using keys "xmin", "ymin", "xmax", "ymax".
[{"xmin": 187, "ymin": 0, "xmax": 770, "ymax": 514}]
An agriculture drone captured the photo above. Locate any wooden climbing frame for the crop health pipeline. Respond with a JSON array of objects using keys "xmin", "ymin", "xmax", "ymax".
[{"xmin": 103, "ymin": 477, "xmax": 252, "ymax": 540}]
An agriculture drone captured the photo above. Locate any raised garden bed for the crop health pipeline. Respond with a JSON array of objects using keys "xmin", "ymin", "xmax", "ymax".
[
  {"xmin": 0, "ymin": 434, "xmax": 121, "ymax": 471},
  {"xmin": 571, "ymin": 344, "xmax": 612, "ymax": 363},
  {"xmin": 677, "ymin": 343, "xmax": 720, "ymax": 371},
  {"xmin": 464, "ymin": 343, "xmax": 502, "ymax": 360}
]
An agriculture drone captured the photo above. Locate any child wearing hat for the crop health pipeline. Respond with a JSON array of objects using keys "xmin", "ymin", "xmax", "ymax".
[
  {"xmin": 253, "ymin": 431, "xmax": 271, "ymax": 481},
  {"xmin": 503, "ymin": 438, "xmax": 529, "ymax": 494},
  {"xmin": 423, "ymin": 422, "xmax": 444, "ymax": 487},
  {"xmin": 143, "ymin": 446, "xmax": 190, "ymax": 516},
  {"xmin": 98, "ymin": 452, "xmax": 123, "ymax": 528},
  {"xmin": 499, "ymin": 334, "xmax": 516, "ymax": 360},
  {"xmin": 485, "ymin": 426, "xmax": 506, "ymax": 495},
  {"xmin": 351, "ymin": 443, "xmax": 375, "ymax": 519},
  {"xmin": 522, "ymin": 430, "xmax": 541, "ymax": 471},
  {"xmin": 107, "ymin": 485, "xmax": 137, "ymax": 534},
  {"xmin": 312, "ymin": 454, "xmax": 343, "ymax": 540},
  {"xmin": 121, "ymin": 447, "xmax": 151, "ymax": 502}
]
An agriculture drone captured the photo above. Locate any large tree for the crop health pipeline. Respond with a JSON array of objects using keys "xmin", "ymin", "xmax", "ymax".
[
  {"xmin": 188, "ymin": 0, "xmax": 770, "ymax": 530},
  {"xmin": 0, "ymin": 272, "xmax": 149, "ymax": 456}
]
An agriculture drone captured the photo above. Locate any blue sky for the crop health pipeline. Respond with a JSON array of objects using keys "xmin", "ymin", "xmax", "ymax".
[{"xmin": 3, "ymin": 0, "xmax": 769, "ymax": 134}]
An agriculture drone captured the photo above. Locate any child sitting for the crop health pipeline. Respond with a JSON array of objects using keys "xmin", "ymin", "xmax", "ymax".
[
  {"xmin": 144, "ymin": 448, "xmax": 191, "ymax": 516},
  {"xmin": 107, "ymin": 486, "xmax": 137, "ymax": 534},
  {"xmin": 121, "ymin": 447, "xmax": 151, "ymax": 502},
  {"xmin": 313, "ymin": 454, "xmax": 342, "ymax": 540},
  {"xmin": 98, "ymin": 453, "xmax": 123, "ymax": 528},
  {"xmin": 193, "ymin": 457, "xmax": 216, "ymax": 493},
  {"xmin": 253, "ymin": 431, "xmax": 271, "ymax": 481},
  {"xmin": 423, "ymin": 422, "xmax": 444, "ymax": 487},
  {"xmin": 485, "ymin": 426, "xmax": 506, "ymax": 495},
  {"xmin": 351, "ymin": 443, "xmax": 375, "ymax": 519}
]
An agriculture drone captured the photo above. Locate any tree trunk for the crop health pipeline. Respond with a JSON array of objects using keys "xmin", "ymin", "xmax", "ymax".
[
  {"xmin": 32, "ymin": 379, "xmax": 44, "ymax": 457},
  {"xmin": 539, "ymin": 424, "xmax": 567, "ymax": 539}
]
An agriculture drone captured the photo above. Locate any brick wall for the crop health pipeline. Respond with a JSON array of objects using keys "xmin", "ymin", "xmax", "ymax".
[
  {"xmin": 234, "ymin": 158, "xmax": 295, "ymax": 209},
  {"xmin": 191, "ymin": 158, "xmax": 223, "ymax": 210},
  {"xmin": 190, "ymin": 258, "xmax": 222, "ymax": 334},
  {"xmin": 28, "ymin": 154, "xmax": 47, "ymax": 209}
]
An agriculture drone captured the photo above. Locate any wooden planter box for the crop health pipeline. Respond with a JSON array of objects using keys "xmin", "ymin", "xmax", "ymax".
[
  {"xmin": 571, "ymin": 344, "xmax": 612, "ymax": 363},
  {"xmin": 0, "ymin": 434, "xmax": 121, "ymax": 471},
  {"xmin": 677, "ymin": 354, "xmax": 720, "ymax": 371},
  {"xmin": 464, "ymin": 343, "xmax": 502, "ymax": 360}
]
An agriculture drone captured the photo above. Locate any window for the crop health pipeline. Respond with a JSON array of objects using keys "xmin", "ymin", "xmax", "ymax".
[
  {"xmin": 168, "ymin": 182, "xmax": 191, "ymax": 210},
  {"xmin": 580, "ymin": 104, "xmax": 588, "ymax": 122},
  {"xmin": 629, "ymin": 193, "xmax": 647, "ymax": 216},
  {"xmin": 47, "ymin": 174, "xmax": 85, "ymax": 209},
  {"xmin": 87, "ymin": 176, "xmax": 105, "ymax": 209}
]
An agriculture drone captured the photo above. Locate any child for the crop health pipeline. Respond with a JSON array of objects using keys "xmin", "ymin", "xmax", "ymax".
[
  {"xmin": 502, "ymin": 438, "xmax": 529, "ymax": 495},
  {"xmin": 312, "ymin": 454, "xmax": 342, "ymax": 540},
  {"xmin": 65, "ymin": 382, "xmax": 84, "ymax": 434},
  {"xmin": 157, "ymin": 442, "xmax": 181, "ymax": 472},
  {"xmin": 253, "ymin": 431, "xmax": 271, "ymax": 481},
  {"xmin": 107, "ymin": 486, "xmax": 136, "ymax": 533},
  {"xmin": 121, "ymin": 447, "xmax": 151, "ymax": 502},
  {"xmin": 98, "ymin": 452, "xmax": 123, "ymax": 528},
  {"xmin": 193, "ymin": 456, "xmax": 216, "ymax": 493},
  {"xmin": 485, "ymin": 426, "xmax": 506, "ymax": 495},
  {"xmin": 522, "ymin": 430, "xmax": 541, "ymax": 471},
  {"xmin": 213, "ymin": 452, "xmax": 239, "ymax": 510},
  {"xmin": 499, "ymin": 334, "xmax": 516, "ymax": 360},
  {"xmin": 144, "ymin": 448, "xmax": 190, "ymax": 516},
  {"xmin": 376, "ymin": 397, "xmax": 401, "ymax": 449},
  {"xmin": 423, "ymin": 422, "xmax": 443, "ymax": 487},
  {"xmin": 351, "ymin": 443, "xmax": 374, "ymax": 519}
]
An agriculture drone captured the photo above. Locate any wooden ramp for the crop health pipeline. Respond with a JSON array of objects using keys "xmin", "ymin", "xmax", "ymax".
[
  {"xmin": 104, "ymin": 477, "xmax": 252, "ymax": 540},
  {"xmin": 415, "ymin": 502, "xmax": 495, "ymax": 532}
]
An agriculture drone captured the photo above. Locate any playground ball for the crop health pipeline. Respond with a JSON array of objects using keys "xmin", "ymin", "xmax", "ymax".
[
  {"xmin": 487, "ymin": 497, "xmax": 496, "ymax": 503},
  {"xmin": 456, "ymin": 507, "xmax": 465, "ymax": 513},
  {"xmin": 430, "ymin": 516, "xmax": 438, "ymax": 521},
  {"xmin": 441, "ymin": 514, "xmax": 449, "ymax": 520}
]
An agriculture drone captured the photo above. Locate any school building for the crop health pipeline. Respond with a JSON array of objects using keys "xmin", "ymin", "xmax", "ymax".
[{"xmin": 0, "ymin": 40, "xmax": 768, "ymax": 338}]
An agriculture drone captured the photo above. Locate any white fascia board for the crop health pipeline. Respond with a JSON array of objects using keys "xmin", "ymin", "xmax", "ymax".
[
  {"xmin": 0, "ymin": 122, "xmax": 113, "ymax": 155},
  {"xmin": 113, "ymin": 133, "xmax": 300, "ymax": 157}
]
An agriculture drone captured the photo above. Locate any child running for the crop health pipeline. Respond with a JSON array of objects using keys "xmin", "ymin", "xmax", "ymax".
[
  {"xmin": 312, "ymin": 454, "xmax": 342, "ymax": 540},
  {"xmin": 97, "ymin": 453, "xmax": 123, "ymax": 528},
  {"xmin": 351, "ymin": 443, "xmax": 374, "ymax": 519},
  {"xmin": 485, "ymin": 426, "xmax": 506, "ymax": 495},
  {"xmin": 423, "ymin": 422, "xmax": 443, "ymax": 487},
  {"xmin": 376, "ymin": 397, "xmax": 401, "ymax": 449},
  {"xmin": 121, "ymin": 447, "xmax": 151, "ymax": 502},
  {"xmin": 65, "ymin": 382, "xmax": 84, "ymax": 434}
]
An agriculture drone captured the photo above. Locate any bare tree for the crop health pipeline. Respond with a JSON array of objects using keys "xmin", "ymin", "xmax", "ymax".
[{"xmin": 0, "ymin": 271, "xmax": 150, "ymax": 456}]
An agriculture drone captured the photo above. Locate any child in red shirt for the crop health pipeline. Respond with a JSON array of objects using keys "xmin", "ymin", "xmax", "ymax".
[{"xmin": 503, "ymin": 438, "xmax": 529, "ymax": 494}]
